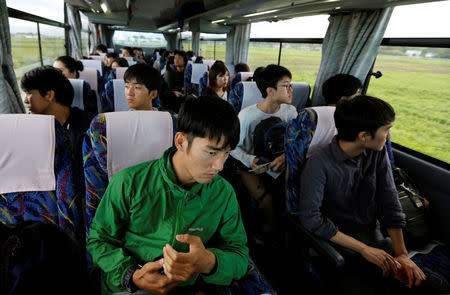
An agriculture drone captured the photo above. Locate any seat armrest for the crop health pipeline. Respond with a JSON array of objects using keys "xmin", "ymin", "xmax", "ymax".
[{"xmin": 288, "ymin": 214, "xmax": 345, "ymax": 267}]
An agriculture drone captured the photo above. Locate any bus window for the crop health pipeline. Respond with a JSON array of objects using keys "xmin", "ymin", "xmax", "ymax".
[
  {"xmin": 80, "ymin": 12, "xmax": 89, "ymax": 56},
  {"xmin": 112, "ymin": 31, "xmax": 167, "ymax": 48},
  {"xmin": 199, "ymin": 33, "xmax": 226, "ymax": 61},
  {"xmin": 39, "ymin": 24, "xmax": 65, "ymax": 66},
  {"xmin": 9, "ymin": 18, "xmax": 40, "ymax": 80},
  {"xmin": 6, "ymin": 0, "xmax": 64, "ymax": 23},
  {"xmin": 367, "ymin": 2, "xmax": 450, "ymax": 164},
  {"xmin": 247, "ymin": 41, "xmax": 279, "ymax": 71}
]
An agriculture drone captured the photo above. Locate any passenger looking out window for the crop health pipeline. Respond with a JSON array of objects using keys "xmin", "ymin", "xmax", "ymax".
[{"xmin": 124, "ymin": 64, "xmax": 160, "ymax": 111}]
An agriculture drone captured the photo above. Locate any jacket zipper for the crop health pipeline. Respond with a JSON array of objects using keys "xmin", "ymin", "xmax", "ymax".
[{"xmin": 170, "ymin": 192, "xmax": 188, "ymax": 246}]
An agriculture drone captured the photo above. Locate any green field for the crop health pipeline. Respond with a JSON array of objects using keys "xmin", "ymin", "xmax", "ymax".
[{"xmin": 11, "ymin": 38, "xmax": 450, "ymax": 163}]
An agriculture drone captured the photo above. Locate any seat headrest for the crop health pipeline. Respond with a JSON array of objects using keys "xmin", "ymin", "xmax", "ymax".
[
  {"xmin": 80, "ymin": 59, "xmax": 103, "ymax": 76},
  {"xmin": 191, "ymin": 63, "xmax": 209, "ymax": 84},
  {"xmin": 307, "ymin": 106, "xmax": 337, "ymax": 158},
  {"xmin": 78, "ymin": 68, "xmax": 98, "ymax": 92},
  {"xmin": 113, "ymin": 79, "xmax": 128, "ymax": 112},
  {"xmin": 241, "ymin": 81, "xmax": 264, "ymax": 111},
  {"xmin": 291, "ymin": 82, "xmax": 311, "ymax": 110},
  {"xmin": 0, "ymin": 114, "xmax": 56, "ymax": 194},
  {"xmin": 202, "ymin": 59, "xmax": 215, "ymax": 68},
  {"xmin": 105, "ymin": 111, "xmax": 173, "ymax": 179},
  {"xmin": 115, "ymin": 67, "xmax": 128, "ymax": 80},
  {"xmin": 68, "ymin": 78, "xmax": 85, "ymax": 110},
  {"xmin": 240, "ymin": 72, "xmax": 253, "ymax": 82}
]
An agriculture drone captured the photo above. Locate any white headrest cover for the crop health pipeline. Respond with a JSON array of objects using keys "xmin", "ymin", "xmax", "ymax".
[
  {"xmin": 203, "ymin": 59, "xmax": 215, "ymax": 68},
  {"xmin": 307, "ymin": 106, "xmax": 337, "ymax": 158},
  {"xmin": 89, "ymin": 55, "xmax": 104, "ymax": 61},
  {"xmin": 80, "ymin": 59, "xmax": 103, "ymax": 75},
  {"xmin": 69, "ymin": 78, "xmax": 85, "ymax": 110},
  {"xmin": 191, "ymin": 64, "xmax": 209, "ymax": 84},
  {"xmin": 240, "ymin": 72, "xmax": 253, "ymax": 82},
  {"xmin": 113, "ymin": 79, "xmax": 128, "ymax": 112},
  {"xmin": 0, "ymin": 114, "xmax": 55, "ymax": 194},
  {"xmin": 79, "ymin": 68, "xmax": 98, "ymax": 92},
  {"xmin": 106, "ymin": 111, "xmax": 173, "ymax": 179},
  {"xmin": 115, "ymin": 67, "xmax": 128, "ymax": 80},
  {"xmin": 241, "ymin": 81, "xmax": 264, "ymax": 110}
]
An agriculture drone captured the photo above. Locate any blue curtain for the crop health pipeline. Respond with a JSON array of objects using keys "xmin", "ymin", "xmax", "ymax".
[
  {"xmin": 66, "ymin": 4, "xmax": 83, "ymax": 59},
  {"xmin": 0, "ymin": 0, "xmax": 25, "ymax": 114},
  {"xmin": 311, "ymin": 8, "xmax": 393, "ymax": 106}
]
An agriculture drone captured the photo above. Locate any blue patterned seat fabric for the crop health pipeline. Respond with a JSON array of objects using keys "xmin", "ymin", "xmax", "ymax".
[
  {"xmin": 199, "ymin": 71, "xmax": 208, "ymax": 96},
  {"xmin": 184, "ymin": 63, "xmax": 193, "ymax": 95},
  {"xmin": 229, "ymin": 81, "xmax": 245, "ymax": 113},
  {"xmin": 231, "ymin": 72, "xmax": 243, "ymax": 90},
  {"xmin": 0, "ymin": 119, "xmax": 83, "ymax": 244}
]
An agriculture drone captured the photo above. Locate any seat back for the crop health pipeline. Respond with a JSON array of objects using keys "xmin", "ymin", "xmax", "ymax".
[
  {"xmin": 191, "ymin": 63, "xmax": 209, "ymax": 84},
  {"xmin": 88, "ymin": 55, "xmax": 104, "ymax": 61},
  {"xmin": 79, "ymin": 68, "xmax": 98, "ymax": 94},
  {"xmin": 291, "ymin": 82, "xmax": 311, "ymax": 110},
  {"xmin": 0, "ymin": 114, "xmax": 82, "ymax": 242},
  {"xmin": 107, "ymin": 48, "xmax": 114, "ymax": 53},
  {"xmin": 241, "ymin": 81, "xmax": 264, "ymax": 111},
  {"xmin": 113, "ymin": 79, "xmax": 128, "ymax": 111},
  {"xmin": 202, "ymin": 59, "xmax": 215, "ymax": 68},
  {"xmin": 285, "ymin": 106, "xmax": 337, "ymax": 214},
  {"xmin": 69, "ymin": 78, "xmax": 85, "ymax": 110},
  {"xmin": 226, "ymin": 64, "xmax": 234, "ymax": 77},
  {"xmin": 115, "ymin": 67, "xmax": 128, "ymax": 79},
  {"xmin": 83, "ymin": 111, "xmax": 174, "ymax": 232},
  {"xmin": 80, "ymin": 59, "xmax": 103, "ymax": 76},
  {"xmin": 199, "ymin": 71, "xmax": 208, "ymax": 95},
  {"xmin": 231, "ymin": 72, "xmax": 253, "ymax": 90},
  {"xmin": 122, "ymin": 56, "xmax": 134, "ymax": 63}
]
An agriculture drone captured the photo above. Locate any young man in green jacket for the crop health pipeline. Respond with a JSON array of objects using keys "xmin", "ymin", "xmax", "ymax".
[{"xmin": 87, "ymin": 96, "xmax": 248, "ymax": 295}]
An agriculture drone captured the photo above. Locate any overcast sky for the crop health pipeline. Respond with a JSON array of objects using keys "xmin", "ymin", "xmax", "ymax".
[{"xmin": 7, "ymin": 0, "xmax": 450, "ymax": 38}]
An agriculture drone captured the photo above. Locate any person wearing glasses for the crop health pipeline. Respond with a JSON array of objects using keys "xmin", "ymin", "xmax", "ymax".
[{"xmin": 230, "ymin": 64, "xmax": 297, "ymax": 247}]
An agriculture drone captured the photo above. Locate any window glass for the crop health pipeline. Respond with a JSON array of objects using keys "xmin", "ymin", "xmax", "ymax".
[
  {"xmin": 6, "ymin": 0, "xmax": 64, "ymax": 23},
  {"xmin": 247, "ymin": 42, "xmax": 279, "ymax": 71},
  {"xmin": 367, "ymin": 46, "xmax": 450, "ymax": 163},
  {"xmin": 279, "ymin": 43, "xmax": 322, "ymax": 86},
  {"xmin": 113, "ymin": 31, "xmax": 167, "ymax": 48},
  {"xmin": 199, "ymin": 40, "xmax": 226, "ymax": 61},
  {"xmin": 9, "ymin": 18, "xmax": 40, "ymax": 80},
  {"xmin": 40, "ymin": 24, "xmax": 65, "ymax": 66}
]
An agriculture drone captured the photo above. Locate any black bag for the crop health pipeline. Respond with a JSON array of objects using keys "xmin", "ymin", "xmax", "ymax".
[
  {"xmin": 0, "ymin": 221, "xmax": 87, "ymax": 295},
  {"xmin": 392, "ymin": 167, "xmax": 432, "ymax": 249},
  {"xmin": 253, "ymin": 117, "xmax": 287, "ymax": 164}
]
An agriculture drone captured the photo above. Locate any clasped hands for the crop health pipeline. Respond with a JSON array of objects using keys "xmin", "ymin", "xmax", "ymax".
[{"xmin": 133, "ymin": 234, "xmax": 216, "ymax": 295}]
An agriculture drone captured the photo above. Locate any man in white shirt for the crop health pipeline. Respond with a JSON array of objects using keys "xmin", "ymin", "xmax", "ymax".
[{"xmin": 230, "ymin": 65, "xmax": 297, "ymax": 242}]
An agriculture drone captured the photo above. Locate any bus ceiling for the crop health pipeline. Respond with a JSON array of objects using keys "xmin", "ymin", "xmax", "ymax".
[{"xmin": 65, "ymin": 0, "xmax": 446, "ymax": 33}]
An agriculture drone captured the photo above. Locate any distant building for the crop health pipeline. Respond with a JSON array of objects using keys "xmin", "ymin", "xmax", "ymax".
[
  {"xmin": 425, "ymin": 52, "xmax": 436, "ymax": 58},
  {"xmin": 405, "ymin": 50, "xmax": 422, "ymax": 57}
]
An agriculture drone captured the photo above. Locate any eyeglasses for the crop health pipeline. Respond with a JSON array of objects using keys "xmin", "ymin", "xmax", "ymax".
[{"xmin": 276, "ymin": 83, "xmax": 293, "ymax": 90}]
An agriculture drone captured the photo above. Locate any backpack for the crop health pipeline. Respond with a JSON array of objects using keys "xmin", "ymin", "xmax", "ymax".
[
  {"xmin": 0, "ymin": 221, "xmax": 87, "ymax": 295},
  {"xmin": 392, "ymin": 167, "xmax": 432, "ymax": 249},
  {"xmin": 253, "ymin": 117, "xmax": 287, "ymax": 164}
]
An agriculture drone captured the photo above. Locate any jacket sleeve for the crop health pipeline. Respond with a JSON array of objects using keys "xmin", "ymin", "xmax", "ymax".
[
  {"xmin": 87, "ymin": 173, "xmax": 137, "ymax": 293},
  {"xmin": 202, "ymin": 186, "xmax": 249, "ymax": 285}
]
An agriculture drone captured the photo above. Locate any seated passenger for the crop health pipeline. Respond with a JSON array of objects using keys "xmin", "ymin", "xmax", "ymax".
[
  {"xmin": 124, "ymin": 64, "xmax": 160, "ymax": 111},
  {"xmin": 96, "ymin": 44, "xmax": 107, "ymax": 55},
  {"xmin": 103, "ymin": 52, "xmax": 118, "ymax": 77},
  {"xmin": 166, "ymin": 50, "xmax": 186, "ymax": 93},
  {"xmin": 230, "ymin": 64, "xmax": 297, "ymax": 239},
  {"xmin": 231, "ymin": 63, "xmax": 250, "ymax": 89},
  {"xmin": 111, "ymin": 57, "xmax": 129, "ymax": 69},
  {"xmin": 121, "ymin": 46, "xmax": 134, "ymax": 58},
  {"xmin": 186, "ymin": 50, "xmax": 195, "ymax": 61},
  {"xmin": 202, "ymin": 61, "xmax": 229, "ymax": 101},
  {"xmin": 299, "ymin": 96, "xmax": 429, "ymax": 294},
  {"xmin": 21, "ymin": 66, "xmax": 95, "ymax": 185},
  {"xmin": 194, "ymin": 56, "xmax": 204, "ymax": 63},
  {"xmin": 133, "ymin": 47, "xmax": 146, "ymax": 64},
  {"xmin": 53, "ymin": 55, "xmax": 98, "ymax": 114},
  {"xmin": 87, "ymin": 96, "xmax": 248, "ymax": 294},
  {"xmin": 323, "ymin": 73, "xmax": 362, "ymax": 106}
]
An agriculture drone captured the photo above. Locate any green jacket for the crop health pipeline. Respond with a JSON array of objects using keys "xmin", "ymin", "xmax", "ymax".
[{"xmin": 87, "ymin": 147, "xmax": 249, "ymax": 294}]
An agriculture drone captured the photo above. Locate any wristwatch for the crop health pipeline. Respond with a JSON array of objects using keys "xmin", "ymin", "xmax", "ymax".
[{"xmin": 123, "ymin": 264, "xmax": 141, "ymax": 293}]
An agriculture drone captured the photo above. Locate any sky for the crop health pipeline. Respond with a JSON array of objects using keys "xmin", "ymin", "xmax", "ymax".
[{"xmin": 6, "ymin": 0, "xmax": 450, "ymax": 38}]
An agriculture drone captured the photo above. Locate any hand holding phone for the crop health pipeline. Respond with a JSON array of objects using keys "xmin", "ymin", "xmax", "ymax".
[{"xmin": 249, "ymin": 162, "xmax": 271, "ymax": 173}]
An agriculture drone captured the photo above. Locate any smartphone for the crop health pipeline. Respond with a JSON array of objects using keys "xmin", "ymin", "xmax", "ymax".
[{"xmin": 248, "ymin": 161, "xmax": 271, "ymax": 173}]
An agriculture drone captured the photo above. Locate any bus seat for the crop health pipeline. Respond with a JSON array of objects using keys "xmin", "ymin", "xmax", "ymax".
[
  {"xmin": 69, "ymin": 78, "xmax": 85, "ymax": 110},
  {"xmin": 115, "ymin": 67, "xmax": 128, "ymax": 80},
  {"xmin": 226, "ymin": 64, "xmax": 235, "ymax": 78},
  {"xmin": 122, "ymin": 56, "xmax": 134, "ymax": 63},
  {"xmin": 113, "ymin": 79, "xmax": 128, "ymax": 111},
  {"xmin": 199, "ymin": 71, "xmax": 208, "ymax": 96},
  {"xmin": 107, "ymin": 48, "xmax": 114, "ymax": 53},
  {"xmin": 228, "ymin": 81, "xmax": 264, "ymax": 113},
  {"xmin": 0, "ymin": 114, "xmax": 83, "ymax": 244},
  {"xmin": 231, "ymin": 72, "xmax": 253, "ymax": 90},
  {"xmin": 291, "ymin": 82, "xmax": 311, "ymax": 111},
  {"xmin": 83, "ymin": 111, "xmax": 174, "ymax": 234},
  {"xmin": 79, "ymin": 68, "xmax": 98, "ymax": 94},
  {"xmin": 185, "ymin": 63, "xmax": 208, "ymax": 95},
  {"xmin": 80, "ymin": 59, "xmax": 103, "ymax": 76},
  {"xmin": 88, "ymin": 55, "xmax": 103, "ymax": 61},
  {"xmin": 128, "ymin": 60, "xmax": 137, "ymax": 66},
  {"xmin": 202, "ymin": 59, "xmax": 215, "ymax": 69}
]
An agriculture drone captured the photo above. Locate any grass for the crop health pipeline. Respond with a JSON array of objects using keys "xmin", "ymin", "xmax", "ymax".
[{"xmin": 11, "ymin": 38, "xmax": 450, "ymax": 163}]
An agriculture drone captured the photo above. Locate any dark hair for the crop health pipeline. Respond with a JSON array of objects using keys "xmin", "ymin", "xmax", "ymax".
[
  {"xmin": 174, "ymin": 50, "xmax": 188, "ymax": 67},
  {"xmin": 124, "ymin": 64, "xmax": 161, "ymax": 92},
  {"xmin": 208, "ymin": 61, "xmax": 229, "ymax": 91},
  {"xmin": 178, "ymin": 96, "xmax": 240, "ymax": 150},
  {"xmin": 166, "ymin": 55, "xmax": 175, "ymax": 71},
  {"xmin": 334, "ymin": 95, "xmax": 395, "ymax": 141},
  {"xmin": 255, "ymin": 64, "xmax": 292, "ymax": 98},
  {"xmin": 106, "ymin": 52, "xmax": 118, "ymax": 59},
  {"xmin": 250, "ymin": 66, "xmax": 265, "ymax": 82},
  {"xmin": 21, "ymin": 66, "xmax": 74, "ymax": 107},
  {"xmin": 96, "ymin": 44, "xmax": 107, "ymax": 53},
  {"xmin": 112, "ymin": 57, "xmax": 129, "ymax": 67},
  {"xmin": 122, "ymin": 47, "xmax": 134, "ymax": 56},
  {"xmin": 194, "ymin": 56, "xmax": 204, "ymax": 63},
  {"xmin": 186, "ymin": 51, "xmax": 194, "ymax": 59},
  {"xmin": 234, "ymin": 63, "xmax": 250, "ymax": 74},
  {"xmin": 322, "ymin": 74, "xmax": 362, "ymax": 105},
  {"xmin": 55, "ymin": 56, "xmax": 83, "ymax": 78}
]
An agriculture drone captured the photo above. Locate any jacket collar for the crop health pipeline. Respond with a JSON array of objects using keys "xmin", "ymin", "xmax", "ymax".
[{"xmin": 330, "ymin": 136, "xmax": 366, "ymax": 166}]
